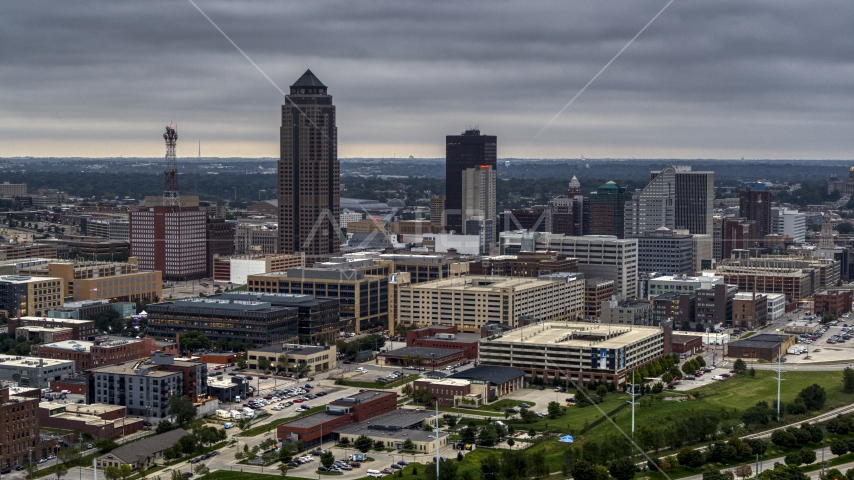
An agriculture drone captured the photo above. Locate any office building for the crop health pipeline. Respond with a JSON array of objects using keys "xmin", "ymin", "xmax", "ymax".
[
  {"xmin": 585, "ymin": 278, "xmax": 615, "ymax": 321},
  {"xmin": 646, "ymin": 274, "xmax": 723, "ymax": 299},
  {"xmin": 212, "ymin": 253, "xmax": 305, "ymax": 284},
  {"xmin": 413, "ymin": 366, "xmax": 525, "ymax": 407},
  {"xmin": 15, "ymin": 326, "xmax": 73, "ymax": 344},
  {"xmin": 84, "ymin": 219, "xmax": 130, "ymax": 243},
  {"xmin": 498, "ymin": 206, "xmax": 551, "ymax": 233},
  {"xmin": 236, "ymin": 223, "xmax": 279, "ymax": 254},
  {"xmin": 248, "ymin": 268, "xmax": 385, "ymax": 335},
  {"xmin": 0, "ymin": 243, "xmax": 57, "ymax": 262},
  {"xmin": 461, "ymin": 164, "xmax": 496, "ymax": 243},
  {"xmin": 498, "ymin": 232, "xmax": 639, "ymax": 299},
  {"xmin": 0, "ymin": 275, "xmax": 63, "ymax": 317},
  {"xmin": 339, "ymin": 211, "xmax": 363, "ymax": 230},
  {"xmin": 429, "ymin": 195, "xmax": 446, "ymax": 228},
  {"xmin": 732, "ymin": 293, "xmax": 768, "ymax": 329},
  {"xmin": 722, "ymin": 218, "xmax": 755, "ymax": 259},
  {"xmin": 709, "ymin": 265, "xmax": 813, "ymax": 303},
  {"xmin": 395, "ymin": 274, "xmax": 585, "ymax": 331},
  {"xmin": 814, "ymin": 289, "xmax": 854, "ymax": 316},
  {"xmin": 695, "ymin": 284, "xmax": 737, "ymax": 327},
  {"xmin": 470, "ymin": 252, "xmax": 579, "ymax": 278},
  {"xmin": 587, "ymin": 181, "xmax": 628, "ymax": 237},
  {"xmin": 16, "ymin": 259, "xmax": 161, "ymax": 303},
  {"xmin": 651, "ymin": 292, "xmax": 695, "ymax": 326},
  {"xmin": 549, "ymin": 195, "xmax": 575, "ymax": 235},
  {"xmin": 636, "ymin": 227, "xmax": 694, "ymax": 276},
  {"xmin": 0, "ymin": 388, "xmax": 40, "ymax": 469},
  {"xmin": 9, "ymin": 317, "xmax": 96, "ymax": 340},
  {"xmin": 146, "ymin": 297, "xmax": 301, "ymax": 346},
  {"xmin": 278, "ymin": 70, "xmax": 340, "ymax": 262},
  {"xmin": 671, "ymin": 166, "xmax": 714, "ymax": 235},
  {"xmin": 624, "ymin": 166, "xmax": 676, "ymax": 238},
  {"xmin": 599, "ymin": 298, "xmax": 653, "ymax": 326},
  {"xmin": 764, "ymin": 293, "xmax": 787, "ymax": 321},
  {"xmin": 0, "ymin": 355, "xmax": 74, "ymax": 388},
  {"xmin": 445, "ymin": 129, "xmax": 497, "ymax": 233},
  {"xmin": 0, "ymin": 182, "xmax": 26, "ymax": 197},
  {"xmin": 32, "ymin": 337, "xmax": 166, "ymax": 372},
  {"xmin": 772, "ymin": 208, "xmax": 806, "ymax": 244},
  {"xmin": 478, "ymin": 321, "xmax": 667, "ymax": 385},
  {"xmin": 206, "ymin": 217, "xmax": 235, "ymax": 277},
  {"xmin": 405, "ymin": 325, "xmax": 481, "ymax": 360},
  {"xmin": 739, "ymin": 183, "xmax": 772, "ymax": 242},
  {"xmin": 334, "ymin": 409, "xmax": 449, "ymax": 453},
  {"xmin": 713, "ymin": 216, "xmax": 724, "ymax": 261},
  {"xmin": 129, "ymin": 202, "xmax": 207, "ymax": 282},
  {"xmin": 692, "ymin": 234, "xmax": 714, "ymax": 275},
  {"xmin": 246, "ymin": 344, "xmax": 336, "ymax": 374}
]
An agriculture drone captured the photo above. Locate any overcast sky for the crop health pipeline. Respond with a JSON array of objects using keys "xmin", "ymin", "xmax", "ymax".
[{"xmin": 2, "ymin": 1, "xmax": 853, "ymax": 160}]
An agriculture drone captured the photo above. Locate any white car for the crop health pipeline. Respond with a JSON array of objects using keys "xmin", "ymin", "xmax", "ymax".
[
  {"xmin": 356, "ymin": 367, "xmax": 368, "ymax": 373},
  {"xmin": 712, "ymin": 375, "xmax": 724, "ymax": 381}
]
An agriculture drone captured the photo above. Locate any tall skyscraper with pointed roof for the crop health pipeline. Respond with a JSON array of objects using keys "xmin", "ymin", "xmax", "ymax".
[{"xmin": 278, "ymin": 70, "xmax": 340, "ymax": 262}]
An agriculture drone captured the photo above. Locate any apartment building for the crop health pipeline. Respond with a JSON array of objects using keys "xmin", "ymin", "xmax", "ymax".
[
  {"xmin": 395, "ymin": 274, "xmax": 585, "ymax": 331},
  {"xmin": 599, "ymin": 298, "xmax": 653, "ymax": 326},
  {"xmin": 32, "ymin": 337, "xmax": 165, "ymax": 371},
  {"xmin": 0, "ymin": 388, "xmax": 40, "ymax": 469},
  {"xmin": 478, "ymin": 321, "xmax": 666, "ymax": 385}
]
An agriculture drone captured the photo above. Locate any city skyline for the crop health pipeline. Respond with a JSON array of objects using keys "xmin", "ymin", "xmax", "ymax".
[{"xmin": 2, "ymin": 1, "xmax": 854, "ymax": 159}]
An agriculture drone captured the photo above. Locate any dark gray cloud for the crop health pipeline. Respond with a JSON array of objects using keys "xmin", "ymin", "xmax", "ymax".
[{"xmin": 1, "ymin": 0, "xmax": 853, "ymax": 159}]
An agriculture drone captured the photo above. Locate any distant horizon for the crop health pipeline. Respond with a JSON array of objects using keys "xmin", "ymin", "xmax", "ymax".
[{"xmin": 4, "ymin": 157, "xmax": 854, "ymax": 163}]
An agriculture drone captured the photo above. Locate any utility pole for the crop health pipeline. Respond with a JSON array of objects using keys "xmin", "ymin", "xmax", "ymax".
[
  {"xmin": 435, "ymin": 400, "xmax": 440, "ymax": 480},
  {"xmin": 775, "ymin": 349, "xmax": 785, "ymax": 420},
  {"xmin": 629, "ymin": 370, "xmax": 639, "ymax": 456}
]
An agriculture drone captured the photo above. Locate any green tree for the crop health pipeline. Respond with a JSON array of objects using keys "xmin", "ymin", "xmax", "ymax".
[
  {"xmin": 57, "ymin": 446, "xmax": 82, "ymax": 468},
  {"xmin": 178, "ymin": 330, "xmax": 211, "ymax": 353},
  {"xmin": 402, "ymin": 439, "xmax": 415, "ymax": 451},
  {"xmin": 354, "ymin": 435, "xmax": 373, "ymax": 453},
  {"xmin": 258, "ymin": 356, "xmax": 271, "ymax": 371},
  {"xmin": 116, "ymin": 464, "xmax": 132, "ymax": 480},
  {"xmin": 155, "ymin": 419, "xmax": 174, "ymax": 434},
  {"xmin": 321, "ymin": 450, "xmax": 335, "ymax": 468},
  {"xmin": 608, "ymin": 457, "xmax": 637, "ymax": 480},
  {"xmin": 571, "ymin": 460, "xmax": 599, "ymax": 480},
  {"xmin": 703, "ymin": 470, "xmax": 725, "ymax": 480},
  {"xmin": 695, "ymin": 356, "xmax": 706, "ymax": 368},
  {"xmin": 104, "ymin": 466, "xmax": 121, "ymax": 480},
  {"xmin": 507, "ymin": 438, "xmax": 515, "ymax": 448},
  {"xmin": 798, "ymin": 384, "xmax": 827, "ymax": 411},
  {"xmin": 734, "ymin": 359, "xmax": 747, "ymax": 373},
  {"xmin": 55, "ymin": 463, "xmax": 69, "ymax": 480},
  {"xmin": 94, "ymin": 438, "xmax": 119, "ymax": 453},
  {"xmin": 749, "ymin": 367, "xmax": 756, "ymax": 377},
  {"xmin": 821, "ymin": 468, "xmax": 844, "ymax": 480},
  {"xmin": 844, "ymin": 367, "xmax": 854, "ymax": 394},
  {"xmin": 278, "ymin": 463, "xmax": 290, "ymax": 478},
  {"xmin": 547, "ymin": 401, "xmax": 562, "ymax": 419},
  {"xmin": 373, "ymin": 440, "xmax": 385, "ymax": 451},
  {"xmin": 169, "ymin": 395, "xmax": 197, "ymax": 425}
]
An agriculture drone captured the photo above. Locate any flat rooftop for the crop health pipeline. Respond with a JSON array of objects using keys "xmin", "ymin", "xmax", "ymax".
[
  {"xmin": 41, "ymin": 402, "xmax": 125, "ymax": 416},
  {"xmin": 336, "ymin": 423, "xmax": 448, "ymax": 443},
  {"xmin": 417, "ymin": 333, "xmax": 482, "ymax": 343},
  {"xmin": 250, "ymin": 344, "xmax": 330, "ymax": 356},
  {"xmin": 422, "ymin": 378, "xmax": 470, "ymax": 387},
  {"xmin": 484, "ymin": 321, "xmax": 663, "ymax": 349},
  {"xmin": 0, "ymin": 355, "xmax": 73, "ymax": 368},
  {"xmin": 17, "ymin": 326, "xmax": 73, "ymax": 333},
  {"xmin": 0, "ymin": 275, "xmax": 62, "ymax": 284},
  {"xmin": 336, "ymin": 409, "xmax": 434, "ymax": 431},
  {"xmin": 18, "ymin": 317, "xmax": 94, "ymax": 325},
  {"xmin": 91, "ymin": 363, "xmax": 176, "ymax": 377},
  {"xmin": 378, "ymin": 346, "xmax": 463, "ymax": 359},
  {"xmin": 405, "ymin": 276, "xmax": 573, "ymax": 293},
  {"xmin": 332, "ymin": 390, "xmax": 396, "ymax": 405},
  {"xmin": 280, "ymin": 412, "xmax": 341, "ymax": 429},
  {"xmin": 39, "ymin": 340, "xmax": 94, "ymax": 352},
  {"xmin": 730, "ymin": 334, "xmax": 792, "ymax": 349}
]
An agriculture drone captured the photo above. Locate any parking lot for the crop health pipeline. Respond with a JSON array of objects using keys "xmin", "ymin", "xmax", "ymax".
[{"xmin": 785, "ymin": 321, "xmax": 854, "ymax": 364}]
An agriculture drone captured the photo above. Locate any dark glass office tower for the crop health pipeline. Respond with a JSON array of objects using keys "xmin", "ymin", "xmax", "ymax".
[
  {"xmin": 445, "ymin": 129, "xmax": 497, "ymax": 233},
  {"xmin": 278, "ymin": 70, "xmax": 340, "ymax": 263}
]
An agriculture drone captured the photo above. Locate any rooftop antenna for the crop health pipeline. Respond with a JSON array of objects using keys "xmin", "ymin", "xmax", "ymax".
[{"xmin": 162, "ymin": 124, "xmax": 180, "ymax": 206}]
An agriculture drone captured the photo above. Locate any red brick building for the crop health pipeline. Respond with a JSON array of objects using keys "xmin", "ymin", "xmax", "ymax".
[
  {"xmin": 8, "ymin": 317, "xmax": 96, "ymax": 341},
  {"xmin": 405, "ymin": 326, "xmax": 480, "ymax": 360},
  {"xmin": 413, "ymin": 378, "xmax": 471, "ymax": 407},
  {"xmin": 277, "ymin": 390, "xmax": 397, "ymax": 448},
  {"xmin": 32, "ymin": 337, "xmax": 166, "ymax": 372},
  {"xmin": 814, "ymin": 290, "xmax": 854, "ymax": 316},
  {"xmin": 0, "ymin": 388, "xmax": 39, "ymax": 469},
  {"xmin": 38, "ymin": 402, "xmax": 143, "ymax": 439},
  {"xmin": 669, "ymin": 334, "xmax": 703, "ymax": 356}
]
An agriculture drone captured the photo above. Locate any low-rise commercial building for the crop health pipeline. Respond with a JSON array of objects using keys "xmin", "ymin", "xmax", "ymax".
[
  {"xmin": 334, "ymin": 409, "xmax": 448, "ymax": 454},
  {"xmin": 377, "ymin": 346, "xmax": 465, "ymax": 368},
  {"xmin": 96, "ymin": 429, "xmax": 188, "ymax": 471},
  {"xmin": 15, "ymin": 326, "xmax": 73, "ymax": 343},
  {"xmin": 670, "ymin": 334, "xmax": 703, "ymax": 356},
  {"xmin": 814, "ymin": 289, "xmax": 854, "ymax": 316},
  {"xmin": 39, "ymin": 402, "xmax": 143, "ymax": 439},
  {"xmin": 765, "ymin": 293, "xmax": 787, "ymax": 321},
  {"xmin": 478, "ymin": 321, "xmax": 667, "ymax": 385},
  {"xmin": 277, "ymin": 390, "xmax": 397, "ymax": 448},
  {"xmin": 246, "ymin": 344, "xmax": 336, "ymax": 374},
  {"xmin": 0, "ymin": 275, "xmax": 63, "ymax": 317},
  {"xmin": 207, "ymin": 377, "xmax": 248, "ymax": 403},
  {"xmin": 405, "ymin": 325, "xmax": 481, "ymax": 359},
  {"xmin": 647, "ymin": 274, "xmax": 723, "ymax": 299},
  {"xmin": 599, "ymin": 298, "xmax": 653, "ymax": 326},
  {"xmin": 396, "ymin": 274, "xmax": 585, "ymax": 331},
  {"xmin": 8, "ymin": 317, "xmax": 97, "ymax": 340},
  {"xmin": 727, "ymin": 334, "xmax": 795, "ymax": 361},
  {"xmin": 0, "ymin": 355, "xmax": 74, "ymax": 388},
  {"xmin": 0, "ymin": 243, "xmax": 57, "ymax": 262},
  {"xmin": 446, "ymin": 366, "xmax": 525, "ymax": 402},
  {"xmin": 32, "ymin": 337, "xmax": 168, "ymax": 372}
]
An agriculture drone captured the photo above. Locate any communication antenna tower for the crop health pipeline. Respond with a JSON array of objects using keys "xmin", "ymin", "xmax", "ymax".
[{"xmin": 163, "ymin": 124, "xmax": 179, "ymax": 206}]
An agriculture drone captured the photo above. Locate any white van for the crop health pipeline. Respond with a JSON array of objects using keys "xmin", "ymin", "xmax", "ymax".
[
  {"xmin": 367, "ymin": 470, "xmax": 383, "ymax": 478},
  {"xmin": 356, "ymin": 367, "xmax": 367, "ymax": 373}
]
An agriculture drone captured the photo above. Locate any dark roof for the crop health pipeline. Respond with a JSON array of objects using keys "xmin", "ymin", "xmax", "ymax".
[
  {"xmin": 418, "ymin": 333, "xmax": 482, "ymax": 343},
  {"xmin": 251, "ymin": 344, "xmax": 330, "ymax": 356},
  {"xmin": 448, "ymin": 366, "xmax": 524, "ymax": 385},
  {"xmin": 103, "ymin": 429, "xmax": 187, "ymax": 464},
  {"xmin": 378, "ymin": 346, "xmax": 463, "ymax": 359},
  {"xmin": 743, "ymin": 183, "xmax": 769, "ymax": 191},
  {"xmin": 423, "ymin": 371, "xmax": 447, "ymax": 379},
  {"xmin": 671, "ymin": 334, "xmax": 702, "ymax": 345},
  {"xmin": 291, "ymin": 69, "xmax": 325, "ymax": 87},
  {"xmin": 332, "ymin": 390, "xmax": 396, "ymax": 405},
  {"xmin": 280, "ymin": 412, "xmax": 341, "ymax": 429},
  {"xmin": 729, "ymin": 334, "xmax": 791, "ymax": 349}
]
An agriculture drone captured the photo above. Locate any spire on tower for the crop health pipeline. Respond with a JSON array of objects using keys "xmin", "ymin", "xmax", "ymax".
[{"xmin": 163, "ymin": 124, "xmax": 179, "ymax": 206}]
